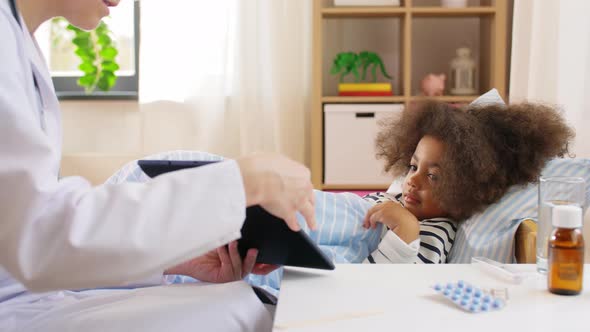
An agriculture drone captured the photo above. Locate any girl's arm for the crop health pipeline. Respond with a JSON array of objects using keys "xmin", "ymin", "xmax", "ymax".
[{"xmin": 362, "ymin": 199, "xmax": 456, "ymax": 264}]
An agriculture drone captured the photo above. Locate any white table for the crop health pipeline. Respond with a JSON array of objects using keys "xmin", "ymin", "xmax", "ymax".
[{"xmin": 273, "ymin": 264, "xmax": 590, "ymax": 331}]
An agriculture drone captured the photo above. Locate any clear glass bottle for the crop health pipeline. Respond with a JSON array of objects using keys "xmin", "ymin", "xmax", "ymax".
[{"xmin": 547, "ymin": 205, "xmax": 585, "ymax": 295}]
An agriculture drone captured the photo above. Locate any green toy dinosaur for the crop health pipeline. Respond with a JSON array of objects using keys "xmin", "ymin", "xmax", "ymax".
[
  {"xmin": 358, "ymin": 51, "xmax": 392, "ymax": 82},
  {"xmin": 330, "ymin": 52, "xmax": 361, "ymax": 82},
  {"xmin": 330, "ymin": 51, "xmax": 392, "ymax": 83}
]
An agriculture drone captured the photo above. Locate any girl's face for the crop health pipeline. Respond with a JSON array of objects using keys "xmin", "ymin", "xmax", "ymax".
[
  {"xmin": 59, "ymin": 0, "xmax": 120, "ymax": 30},
  {"xmin": 402, "ymin": 135, "xmax": 448, "ymax": 220}
]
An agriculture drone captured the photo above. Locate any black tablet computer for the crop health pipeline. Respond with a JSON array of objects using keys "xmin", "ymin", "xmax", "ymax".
[{"xmin": 138, "ymin": 159, "xmax": 335, "ymax": 270}]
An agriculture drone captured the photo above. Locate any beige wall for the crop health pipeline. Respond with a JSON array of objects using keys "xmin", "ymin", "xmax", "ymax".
[
  {"xmin": 61, "ymin": 100, "xmax": 225, "ymax": 183},
  {"xmin": 61, "ymin": 100, "xmax": 230, "ymax": 157},
  {"xmin": 62, "ymin": 101, "xmax": 141, "ymax": 156}
]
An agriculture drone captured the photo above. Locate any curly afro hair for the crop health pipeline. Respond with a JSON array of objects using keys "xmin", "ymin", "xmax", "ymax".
[{"xmin": 375, "ymin": 101, "xmax": 574, "ymax": 220}]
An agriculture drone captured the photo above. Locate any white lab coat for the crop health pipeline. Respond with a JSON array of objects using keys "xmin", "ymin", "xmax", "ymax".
[{"xmin": 0, "ymin": 1, "xmax": 270, "ymax": 330}]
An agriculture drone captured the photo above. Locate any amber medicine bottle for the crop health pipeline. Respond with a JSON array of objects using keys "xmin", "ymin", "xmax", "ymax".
[{"xmin": 547, "ymin": 205, "xmax": 584, "ymax": 295}]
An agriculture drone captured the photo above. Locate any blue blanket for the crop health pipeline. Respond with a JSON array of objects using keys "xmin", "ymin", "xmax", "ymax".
[{"xmin": 107, "ymin": 151, "xmax": 383, "ymax": 294}]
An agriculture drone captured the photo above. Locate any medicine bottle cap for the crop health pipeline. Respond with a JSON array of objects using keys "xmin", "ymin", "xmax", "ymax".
[{"xmin": 552, "ymin": 205, "xmax": 583, "ymax": 228}]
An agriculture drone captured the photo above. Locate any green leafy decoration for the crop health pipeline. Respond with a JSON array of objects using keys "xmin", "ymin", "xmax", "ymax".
[{"xmin": 67, "ymin": 21, "xmax": 120, "ymax": 93}]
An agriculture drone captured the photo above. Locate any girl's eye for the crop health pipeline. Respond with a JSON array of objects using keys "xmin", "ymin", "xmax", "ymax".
[
  {"xmin": 428, "ymin": 174, "xmax": 439, "ymax": 181},
  {"xmin": 408, "ymin": 164, "xmax": 417, "ymax": 172}
]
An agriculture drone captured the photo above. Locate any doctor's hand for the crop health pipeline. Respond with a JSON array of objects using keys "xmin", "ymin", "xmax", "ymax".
[
  {"xmin": 237, "ymin": 153, "xmax": 317, "ymax": 232},
  {"xmin": 163, "ymin": 241, "xmax": 279, "ymax": 283}
]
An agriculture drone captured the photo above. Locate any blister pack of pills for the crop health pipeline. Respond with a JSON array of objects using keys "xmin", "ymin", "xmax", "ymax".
[{"xmin": 432, "ymin": 280, "xmax": 506, "ymax": 313}]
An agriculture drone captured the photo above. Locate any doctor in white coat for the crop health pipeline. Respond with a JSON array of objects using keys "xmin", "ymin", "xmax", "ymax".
[{"xmin": 0, "ymin": 0, "xmax": 317, "ymax": 330}]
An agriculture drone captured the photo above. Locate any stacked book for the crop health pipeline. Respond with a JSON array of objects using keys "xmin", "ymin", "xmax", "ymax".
[{"xmin": 338, "ymin": 83, "xmax": 393, "ymax": 96}]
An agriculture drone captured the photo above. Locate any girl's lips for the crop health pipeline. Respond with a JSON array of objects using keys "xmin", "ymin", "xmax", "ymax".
[{"xmin": 404, "ymin": 193, "xmax": 420, "ymax": 205}]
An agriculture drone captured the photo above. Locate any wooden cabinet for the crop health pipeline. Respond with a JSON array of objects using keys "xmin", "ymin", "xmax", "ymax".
[{"xmin": 311, "ymin": 0, "xmax": 508, "ymax": 190}]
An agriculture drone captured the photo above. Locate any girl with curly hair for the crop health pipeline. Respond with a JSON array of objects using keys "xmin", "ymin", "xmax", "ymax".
[{"xmin": 362, "ymin": 101, "xmax": 574, "ymax": 264}]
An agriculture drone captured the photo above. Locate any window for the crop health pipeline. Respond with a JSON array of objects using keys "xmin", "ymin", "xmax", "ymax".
[{"xmin": 36, "ymin": 1, "xmax": 140, "ymax": 99}]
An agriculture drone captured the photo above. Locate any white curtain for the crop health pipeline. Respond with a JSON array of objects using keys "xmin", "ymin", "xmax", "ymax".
[
  {"xmin": 139, "ymin": 0, "xmax": 312, "ymax": 163},
  {"xmin": 510, "ymin": 0, "xmax": 590, "ymax": 158}
]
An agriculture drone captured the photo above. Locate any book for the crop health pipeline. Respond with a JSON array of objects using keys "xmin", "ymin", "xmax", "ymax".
[
  {"xmin": 338, "ymin": 83, "xmax": 392, "ymax": 92},
  {"xmin": 338, "ymin": 91, "xmax": 393, "ymax": 96}
]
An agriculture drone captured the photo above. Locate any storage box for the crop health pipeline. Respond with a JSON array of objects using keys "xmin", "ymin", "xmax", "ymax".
[
  {"xmin": 334, "ymin": 0, "xmax": 400, "ymax": 6},
  {"xmin": 324, "ymin": 103, "xmax": 404, "ymax": 186}
]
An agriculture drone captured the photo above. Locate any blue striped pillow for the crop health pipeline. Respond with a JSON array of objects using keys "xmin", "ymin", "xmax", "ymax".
[{"xmin": 448, "ymin": 158, "xmax": 590, "ymax": 263}]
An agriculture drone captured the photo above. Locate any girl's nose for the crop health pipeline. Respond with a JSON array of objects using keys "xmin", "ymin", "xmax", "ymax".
[{"xmin": 407, "ymin": 173, "xmax": 420, "ymax": 189}]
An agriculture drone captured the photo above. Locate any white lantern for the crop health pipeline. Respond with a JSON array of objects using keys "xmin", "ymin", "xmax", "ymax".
[{"xmin": 449, "ymin": 47, "xmax": 477, "ymax": 95}]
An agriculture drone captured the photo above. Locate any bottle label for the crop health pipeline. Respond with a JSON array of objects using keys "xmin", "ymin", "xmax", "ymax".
[{"xmin": 557, "ymin": 263, "xmax": 580, "ymax": 281}]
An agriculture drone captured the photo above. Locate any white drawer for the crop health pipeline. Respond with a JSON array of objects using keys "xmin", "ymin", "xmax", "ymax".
[{"xmin": 324, "ymin": 103, "xmax": 404, "ymax": 186}]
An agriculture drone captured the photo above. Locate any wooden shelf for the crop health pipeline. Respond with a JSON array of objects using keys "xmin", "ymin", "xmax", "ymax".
[
  {"xmin": 322, "ymin": 184, "xmax": 389, "ymax": 191},
  {"xmin": 411, "ymin": 7, "xmax": 495, "ymax": 17},
  {"xmin": 322, "ymin": 7, "xmax": 407, "ymax": 18},
  {"xmin": 322, "ymin": 96, "xmax": 406, "ymax": 103},
  {"xmin": 321, "ymin": 6, "xmax": 495, "ymax": 18},
  {"xmin": 321, "ymin": 96, "xmax": 478, "ymax": 103},
  {"xmin": 311, "ymin": 1, "xmax": 508, "ymax": 189},
  {"xmin": 410, "ymin": 95, "xmax": 479, "ymax": 103}
]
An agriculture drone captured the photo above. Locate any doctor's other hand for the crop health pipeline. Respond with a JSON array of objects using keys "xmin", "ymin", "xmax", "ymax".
[
  {"xmin": 237, "ymin": 153, "xmax": 317, "ymax": 232},
  {"xmin": 163, "ymin": 241, "xmax": 279, "ymax": 283}
]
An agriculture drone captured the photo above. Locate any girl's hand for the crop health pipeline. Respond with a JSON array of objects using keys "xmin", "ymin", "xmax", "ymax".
[
  {"xmin": 164, "ymin": 241, "xmax": 279, "ymax": 283},
  {"xmin": 363, "ymin": 202, "xmax": 420, "ymax": 244},
  {"xmin": 363, "ymin": 201, "xmax": 406, "ymax": 229}
]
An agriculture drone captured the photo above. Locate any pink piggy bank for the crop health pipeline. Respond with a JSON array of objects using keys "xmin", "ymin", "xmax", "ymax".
[{"xmin": 420, "ymin": 74, "xmax": 446, "ymax": 96}]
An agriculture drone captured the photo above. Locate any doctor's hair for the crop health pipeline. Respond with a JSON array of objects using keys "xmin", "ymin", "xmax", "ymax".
[{"xmin": 375, "ymin": 100, "xmax": 574, "ymax": 220}]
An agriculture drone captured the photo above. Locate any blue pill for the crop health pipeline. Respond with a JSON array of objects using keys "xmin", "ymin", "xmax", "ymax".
[
  {"xmin": 451, "ymin": 294, "xmax": 459, "ymax": 301},
  {"xmin": 472, "ymin": 298, "xmax": 481, "ymax": 305},
  {"xmin": 443, "ymin": 289, "xmax": 451, "ymax": 296},
  {"xmin": 483, "ymin": 295, "xmax": 492, "ymax": 303},
  {"xmin": 462, "ymin": 294, "xmax": 471, "ymax": 300},
  {"xmin": 474, "ymin": 290, "xmax": 482, "ymax": 297},
  {"xmin": 493, "ymin": 299, "xmax": 504, "ymax": 309},
  {"xmin": 465, "ymin": 286, "xmax": 473, "ymax": 293},
  {"xmin": 481, "ymin": 304, "xmax": 490, "ymax": 311},
  {"xmin": 457, "ymin": 280, "xmax": 465, "ymax": 288},
  {"xmin": 469, "ymin": 305, "xmax": 478, "ymax": 312},
  {"xmin": 460, "ymin": 299, "xmax": 468, "ymax": 306},
  {"xmin": 454, "ymin": 288, "xmax": 462, "ymax": 294},
  {"xmin": 446, "ymin": 283, "xmax": 454, "ymax": 289},
  {"xmin": 434, "ymin": 284, "xmax": 442, "ymax": 291}
]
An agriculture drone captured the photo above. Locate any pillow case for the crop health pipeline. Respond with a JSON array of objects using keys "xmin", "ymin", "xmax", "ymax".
[{"xmin": 448, "ymin": 157, "xmax": 590, "ymax": 263}]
